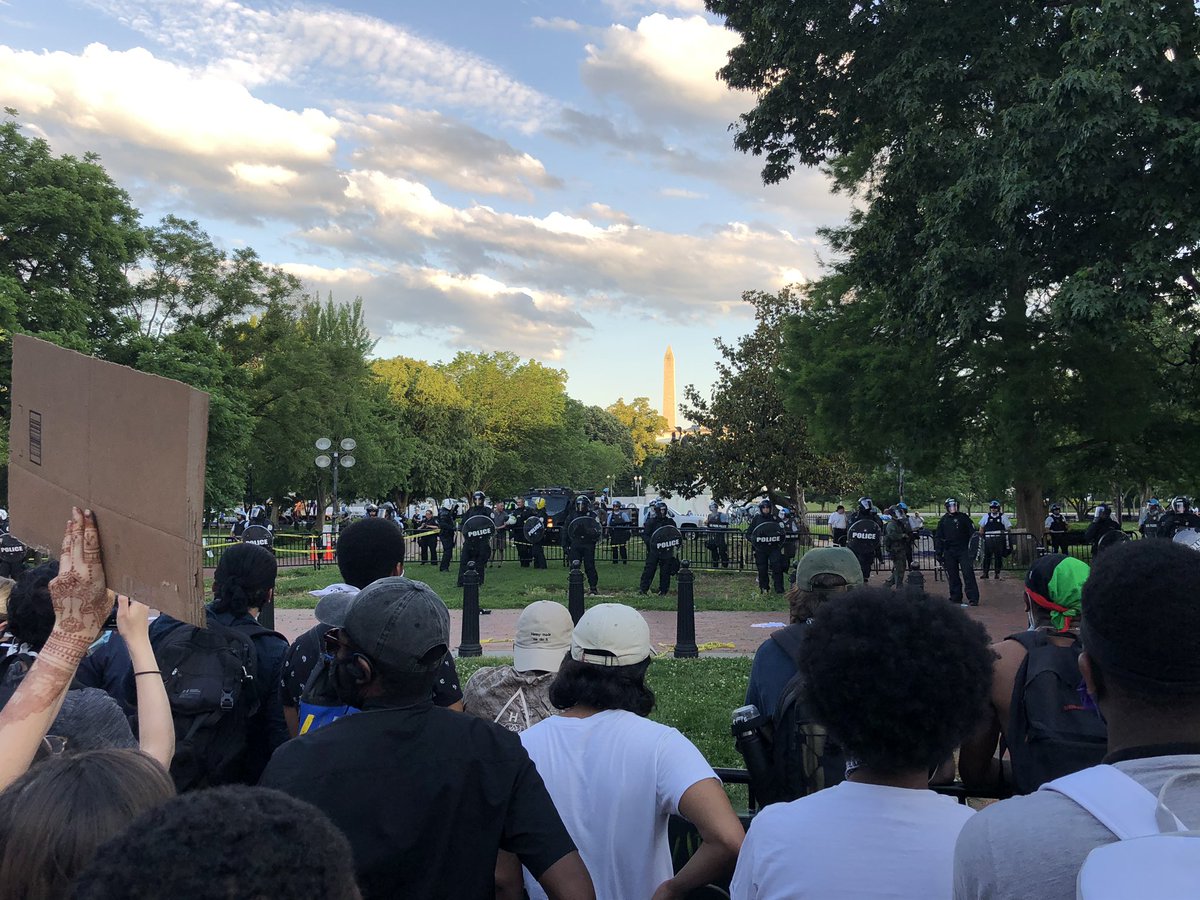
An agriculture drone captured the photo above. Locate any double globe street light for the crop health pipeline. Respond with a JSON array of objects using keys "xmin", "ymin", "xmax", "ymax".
[{"xmin": 315, "ymin": 437, "xmax": 356, "ymax": 536}]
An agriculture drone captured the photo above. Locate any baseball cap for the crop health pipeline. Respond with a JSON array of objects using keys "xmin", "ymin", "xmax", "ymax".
[
  {"xmin": 571, "ymin": 604, "xmax": 652, "ymax": 667},
  {"xmin": 341, "ymin": 576, "xmax": 449, "ymax": 675},
  {"xmin": 794, "ymin": 547, "xmax": 864, "ymax": 590},
  {"xmin": 313, "ymin": 588, "xmax": 358, "ymax": 627},
  {"xmin": 514, "ymin": 601, "xmax": 573, "ymax": 673}
]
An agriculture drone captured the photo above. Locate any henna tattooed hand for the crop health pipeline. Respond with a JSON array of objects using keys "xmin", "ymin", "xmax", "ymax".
[{"xmin": 46, "ymin": 509, "xmax": 109, "ymax": 658}]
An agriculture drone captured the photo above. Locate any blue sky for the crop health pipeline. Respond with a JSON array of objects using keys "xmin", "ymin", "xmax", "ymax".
[{"xmin": 1, "ymin": 0, "xmax": 849, "ymax": 415}]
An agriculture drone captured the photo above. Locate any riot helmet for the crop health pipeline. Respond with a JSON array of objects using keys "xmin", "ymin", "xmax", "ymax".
[
  {"xmin": 365, "ymin": 504, "xmax": 379, "ymax": 517},
  {"xmin": 612, "ymin": 500, "xmax": 622, "ymax": 509},
  {"xmin": 250, "ymin": 505, "xmax": 267, "ymax": 523},
  {"xmin": 1095, "ymin": 504, "xmax": 1111, "ymax": 520},
  {"xmin": 574, "ymin": 495, "xmax": 590, "ymax": 513},
  {"xmin": 535, "ymin": 497, "xmax": 546, "ymax": 510},
  {"xmin": 1173, "ymin": 496, "xmax": 1191, "ymax": 514},
  {"xmin": 441, "ymin": 498, "xmax": 455, "ymax": 511},
  {"xmin": 1148, "ymin": 498, "xmax": 1161, "ymax": 509},
  {"xmin": 709, "ymin": 501, "xmax": 718, "ymax": 512},
  {"xmin": 945, "ymin": 498, "xmax": 959, "ymax": 513},
  {"xmin": 989, "ymin": 500, "xmax": 1001, "ymax": 511},
  {"xmin": 897, "ymin": 502, "xmax": 908, "ymax": 512},
  {"xmin": 655, "ymin": 499, "xmax": 668, "ymax": 514},
  {"xmin": 759, "ymin": 499, "xmax": 774, "ymax": 514},
  {"xmin": 0, "ymin": 509, "xmax": 7, "ymax": 522},
  {"xmin": 471, "ymin": 491, "xmax": 486, "ymax": 508},
  {"xmin": 1050, "ymin": 504, "xmax": 1062, "ymax": 514},
  {"xmin": 859, "ymin": 497, "xmax": 873, "ymax": 511}
]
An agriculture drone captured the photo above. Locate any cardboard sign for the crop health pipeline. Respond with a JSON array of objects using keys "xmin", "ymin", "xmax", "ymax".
[{"xmin": 8, "ymin": 334, "xmax": 210, "ymax": 625}]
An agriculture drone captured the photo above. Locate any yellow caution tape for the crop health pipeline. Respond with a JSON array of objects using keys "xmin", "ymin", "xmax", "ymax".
[
  {"xmin": 656, "ymin": 641, "xmax": 736, "ymax": 653},
  {"xmin": 479, "ymin": 638, "xmax": 512, "ymax": 644}
]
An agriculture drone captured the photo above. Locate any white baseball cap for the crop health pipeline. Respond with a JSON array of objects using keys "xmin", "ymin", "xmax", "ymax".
[
  {"xmin": 514, "ymin": 601, "xmax": 573, "ymax": 673},
  {"xmin": 570, "ymin": 604, "xmax": 653, "ymax": 667}
]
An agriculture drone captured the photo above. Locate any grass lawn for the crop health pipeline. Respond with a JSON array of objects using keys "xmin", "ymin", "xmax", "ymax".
[{"xmin": 266, "ymin": 560, "xmax": 789, "ymax": 615}]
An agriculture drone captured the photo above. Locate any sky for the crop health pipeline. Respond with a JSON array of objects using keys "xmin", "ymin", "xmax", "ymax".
[{"xmin": 1, "ymin": 0, "xmax": 850, "ymax": 415}]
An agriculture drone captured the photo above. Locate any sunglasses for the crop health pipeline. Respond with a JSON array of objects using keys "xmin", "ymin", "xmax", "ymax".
[{"xmin": 322, "ymin": 628, "xmax": 349, "ymax": 658}]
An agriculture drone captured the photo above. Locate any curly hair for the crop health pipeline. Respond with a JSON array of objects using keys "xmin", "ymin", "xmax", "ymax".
[
  {"xmin": 337, "ymin": 517, "xmax": 407, "ymax": 589},
  {"xmin": 211, "ymin": 543, "xmax": 277, "ymax": 616},
  {"xmin": 7, "ymin": 561, "xmax": 58, "ymax": 650},
  {"xmin": 70, "ymin": 786, "xmax": 360, "ymax": 900},
  {"xmin": 788, "ymin": 572, "xmax": 850, "ymax": 623},
  {"xmin": 799, "ymin": 587, "xmax": 993, "ymax": 775},
  {"xmin": 549, "ymin": 657, "xmax": 656, "ymax": 716}
]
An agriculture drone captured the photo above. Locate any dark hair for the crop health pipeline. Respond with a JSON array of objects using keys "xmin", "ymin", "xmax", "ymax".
[
  {"xmin": 799, "ymin": 587, "xmax": 993, "ymax": 775},
  {"xmin": 7, "ymin": 562, "xmax": 58, "ymax": 650},
  {"xmin": 70, "ymin": 786, "xmax": 360, "ymax": 900},
  {"xmin": 0, "ymin": 749, "xmax": 174, "ymax": 899},
  {"xmin": 337, "ymin": 518, "xmax": 407, "ymax": 589},
  {"xmin": 549, "ymin": 656, "xmax": 655, "ymax": 716},
  {"xmin": 211, "ymin": 544, "xmax": 277, "ymax": 616},
  {"xmin": 1081, "ymin": 539, "xmax": 1200, "ymax": 707},
  {"xmin": 788, "ymin": 572, "xmax": 850, "ymax": 623}
]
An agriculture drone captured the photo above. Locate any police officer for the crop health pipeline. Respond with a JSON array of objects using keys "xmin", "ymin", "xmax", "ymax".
[
  {"xmin": 416, "ymin": 507, "xmax": 439, "ymax": 564},
  {"xmin": 977, "ymin": 500, "xmax": 1010, "ymax": 580},
  {"xmin": 935, "ymin": 498, "xmax": 979, "ymax": 606},
  {"xmin": 1084, "ymin": 503, "xmax": 1124, "ymax": 556},
  {"xmin": 884, "ymin": 506, "xmax": 913, "ymax": 588},
  {"xmin": 231, "ymin": 510, "xmax": 248, "ymax": 539},
  {"xmin": 1159, "ymin": 496, "xmax": 1200, "ymax": 537},
  {"xmin": 639, "ymin": 499, "xmax": 678, "ymax": 595},
  {"xmin": 511, "ymin": 498, "xmax": 535, "ymax": 567},
  {"xmin": 704, "ymin": 501, "xmax": 730, "ymax": 568},
  {"xmin": 365, "ymin": 503, "xmax": 380, "ymax": 518},
  {"xmin": 780, "ymin": 508, "xmax": 803, "ymax": 575},
  {"xmin": 0, "ymin": 509, "xmax": 9, "ymax": 535},
  {"xmin": 608, "ymin": 500, "xmax": 631, "ymax": 564},
  {"xmin": 1044, "ymin": 504, "xmax": 1070, "ymax": 554},
  {"xmin": 846, "ymin": 497, "xmax": 884, "ymax": 583},
  {"xmin": 458, "ymin": 491, "xmax": 493, "ymax": 586},
  {"xmin": 529, "ymin": 498, "xmax": 549, "ymax": 569},
  {"xmin": 561, "ymin": 495, "xmax": 601, "ymax": 595},
  {"xmin": 1139, "ymin": 498, "xmax": 1165, "ymax": 539},
  {"xmin": 436, "ymin": 499, "xmax": 457, "ymax": 572},
  {"xmin": 749, "ymin": 499, "xmax": 785, "ymax": 594}
]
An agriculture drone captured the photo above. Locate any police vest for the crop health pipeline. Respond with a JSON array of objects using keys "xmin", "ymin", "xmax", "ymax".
[
  {"xmin": 982, "ymin": 516, "xmax": 1008, "ymax": 541},
  {"xmin": 1048, "ymin": 515, "xmax": 1068, "ymax": 533},
  {"xmin": 1142, "ymin": 513, "xmax": 1162, "ymax": 536}
]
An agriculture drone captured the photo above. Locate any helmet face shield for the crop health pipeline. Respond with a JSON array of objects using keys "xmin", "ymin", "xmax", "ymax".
[{"xmin": 945, "ymin": 498, "xmax": 958, "ymax": 513}]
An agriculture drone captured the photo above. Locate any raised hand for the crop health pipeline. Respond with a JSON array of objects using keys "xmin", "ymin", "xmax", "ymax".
[{"xmin": 42, "ymin": 508, "xmax": 109, "ymax": 668}]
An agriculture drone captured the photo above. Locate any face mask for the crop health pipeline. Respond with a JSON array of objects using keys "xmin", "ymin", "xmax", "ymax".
[{"xmin": 331, "ymin": 655, "xmax": 368, "ymax": 708}]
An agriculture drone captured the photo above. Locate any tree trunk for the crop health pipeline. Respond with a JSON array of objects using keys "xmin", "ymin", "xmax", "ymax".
[{"xmin": 1014, "ymin": 480, "xmax": 1044, "ymax": 546}]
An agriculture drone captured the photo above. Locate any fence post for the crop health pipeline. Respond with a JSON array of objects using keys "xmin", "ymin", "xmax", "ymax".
[
  {"xmin": 674, "ymin": 559, "xmax": 699, "ymax": 659},
  {"xmin": 458, "ymin": 561, "xmax": 483, "ymax": 657},
  {"xmin": 568, "ymin": 559, "xmax": 585, "ymax": 624}
]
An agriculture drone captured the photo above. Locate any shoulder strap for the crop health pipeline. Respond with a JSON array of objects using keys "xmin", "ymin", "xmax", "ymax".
[
  {"xmin": 769, "ymin": 623, "xmax": 807, "ymax": 664},
  {"xmin": 1040, "ymin": 765, "xmax": 1164, "ymax": 840}
]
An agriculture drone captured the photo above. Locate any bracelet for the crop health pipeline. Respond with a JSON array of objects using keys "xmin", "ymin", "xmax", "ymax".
[{"xmin": 134, "ymin": 670, "xmax": 161, "ymax": 677}]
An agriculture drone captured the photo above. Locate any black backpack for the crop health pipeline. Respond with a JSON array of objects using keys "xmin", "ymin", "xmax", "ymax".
[
  {"xmin": 153, "ymin": 614, "xmax": 283, "ymax": 792},
  {"xmin": 1005, "ymin": 630, "xmax": 1108, "ymax": 795},
  {"xmin": 744, "ymin": 624, "xmax": 847, "ymax": 806}
]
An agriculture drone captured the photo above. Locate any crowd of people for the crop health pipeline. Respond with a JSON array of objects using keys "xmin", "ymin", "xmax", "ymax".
[{"xmin": 0, "ymin": 505, "xmax": 1198, "ymax": 898}]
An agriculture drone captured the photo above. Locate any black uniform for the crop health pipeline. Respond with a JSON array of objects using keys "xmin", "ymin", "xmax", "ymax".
[
  {"xmin": 457, "ymin": 503, "xmax": 493, "ymax": 586},
  {"xmin": 979, "ymin": 513, "xmax": 1010, "ymax": 578},
  {"xmin": 436, "ymin": 506, "xmax": 457, "ymax": 572},
  {"xmin": 704, "ymin": 511, "xmax": 730, "ymax": 568},
  {"xmin": 1083, "ymin": 516, "xmax": 1122, "ymax": 554},
  {"xmin": 749, "ymin": 510, "xmax": 785, "ymax": 594},
  {"xmin": 561, "ymin": 505, "xmax": 600, "ymax": 592},
  {"xmin": 416, "ymin": 514, "xmax": 439, "ymax": 564},
  {"xmin": 512, "ymin": 505, "xmax": 536, "ymax": 567},
  {"xmin": 1046, "ymin": 512, "xmax": 1070, "ymax": 554},
  {"xmin": 608, "ymin": 509, "xmax": 631, "ymax": 564},
  {"xmin": 847, "ymin": 507, "xmax": 884, "ymax": 583},
  {"xmin": 1160, "ymin": 509, "xmax": 1200, "ymax": 537},
  {"xmin": 935, "ymin": 511, "xmax": 979, "ymax": 605},
  {"xmin": 1139, "ymin": 508, "xmax": 1165, "ymax": 539},
  {"xmin": 639, "ymin": 511, "xmax": 677, "ymax": 594}
]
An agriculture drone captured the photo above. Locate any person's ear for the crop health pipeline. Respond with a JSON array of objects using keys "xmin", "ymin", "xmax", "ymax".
[
  {"xmin": 350, "ymin": 653, "xmax": 374, "ymax": 684},
  {"xmin": 391, "ymin": 562, "xmax": 404, "ymax": 577},
  {"xmin": 1079, "ymin": 652, "xmax": 1100, "ymax": 700}
]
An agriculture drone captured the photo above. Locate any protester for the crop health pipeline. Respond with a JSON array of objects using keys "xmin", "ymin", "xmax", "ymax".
[
  {"xmin": 280, "ymin": 516, "xmax": 462, "ymax": 739},
  {"xmin": 517, "ymin": 603, "xmax": 744, "ymax": 900},
  {"xmin": 463, "ymin": 600, "xmax": 572, "ymax": 733},
  {"xmin": 953, "ymin": 539, "xmax": 1200, "ymax": 900},
  {"xmin": 71, "ymin": 786, "xmax": 362, "ymax": 900},
  {"xmin": 260, "ymin": 577, "xmax": 593, "ymax": 899},
  {"xmin": 0, "ymin": 748, "xmax": 175, "ymax": 898},
  {"xmin": 958, "ymin": 554, "xmax": 1105, "ymax": 795},
  {"xmin": 731, "ymin": 588, "xmax": 993, "ymax": 899}
]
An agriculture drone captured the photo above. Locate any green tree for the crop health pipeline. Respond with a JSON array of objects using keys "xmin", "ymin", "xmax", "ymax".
[
  {"xmin": 710, "ymin": 0, "xmax": 1200, "ymax": 531},
  {"xmin": 657, "ymin": 288, "xmax": 858, "ymax": 512},
  {"xmin": 606, "ymin": 397, "xmax": 667, "ymax": 466}
]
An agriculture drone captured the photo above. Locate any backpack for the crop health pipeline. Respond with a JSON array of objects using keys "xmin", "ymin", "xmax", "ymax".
[
  {"xmin": 753, "ymin": 624, "xmax": 847, "ymax": 805},
  {"xmin": 1005, "ymin": 630, "xmax": 1108, "ymax": 794},
  {"xmin": 297, "ymin": 657, "xmax": 360, "ymax": 735},
  {"xmin": 1041, "ymin": 765, "xmax": 1200, "ymax": 899},
  {"xmin": 153, "ymin": 614, "xmax": 283, "ymax": 791}
]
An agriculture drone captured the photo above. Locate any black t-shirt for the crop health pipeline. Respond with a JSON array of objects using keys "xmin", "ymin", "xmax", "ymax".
[
  {"xmin": 280, "ymin": 625, "xmax": 463, "ymax": 709},
  {"xmin": 259, "ymin": 703, "xmax": 576, "ymax": 900}
]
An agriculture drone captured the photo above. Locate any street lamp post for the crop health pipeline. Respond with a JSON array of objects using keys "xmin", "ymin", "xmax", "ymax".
[
  {"xmin": 315, "ymin": 437, "xmax": 357, "ymax": 538},
  {"xmin": 633, "ymin": 475, "xmax": 643, "ymax": 497}
]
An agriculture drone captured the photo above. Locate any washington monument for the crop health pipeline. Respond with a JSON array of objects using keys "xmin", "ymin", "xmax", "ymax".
[{"xmin": 663, "ymin": 345, "xmax": 676, "ymax": 432}]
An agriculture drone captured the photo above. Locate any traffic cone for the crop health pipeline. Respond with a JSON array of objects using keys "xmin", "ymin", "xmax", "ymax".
[
  {"xmin": 309, "ymin": 538, "xmax": 317, "ymax": 563},
  {"xmin": 323, "ymin": 535, "xmax": 334, "ymax": 562}
]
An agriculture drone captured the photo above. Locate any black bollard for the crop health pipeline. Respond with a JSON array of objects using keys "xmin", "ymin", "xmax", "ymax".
[
  {"xmin": 568, "ymin": 559, "xmax": 585, "ymax": 624},
  {"xmin": 459, "ymin": 561, "xmax": 483, "ymax": 657},
  {"xmin": 674, "ymin": 559, "xmax": 699, "ymax": 659}
]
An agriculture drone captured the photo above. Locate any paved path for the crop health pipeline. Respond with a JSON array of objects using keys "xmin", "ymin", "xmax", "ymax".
[{"xmin": 272, "ymin": 571, "xmax": 1028, "ymax": 656}]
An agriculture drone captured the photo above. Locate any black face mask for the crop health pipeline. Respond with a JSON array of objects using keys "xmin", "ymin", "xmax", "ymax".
[{"xmin": 331, "ymin": 655, "xmax": 368, "ymax": 708}]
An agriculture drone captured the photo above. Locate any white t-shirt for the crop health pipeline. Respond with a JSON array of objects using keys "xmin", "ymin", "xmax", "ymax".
[
  {"xmin": 731, "ymin": 781, "xmax": 975, "ymax": 899},
  {"xmin": 520, "ymin": 709, "xmax": 718, "ymax": 900},
  {"xmin": 828, "ymin": 511, "xmax": 849, "ymax": 529}
]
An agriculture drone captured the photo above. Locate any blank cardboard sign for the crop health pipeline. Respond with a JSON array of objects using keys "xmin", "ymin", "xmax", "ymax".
[{"xmin": 8, "ymin": 334, "xmax": 210, "ymax": 625}]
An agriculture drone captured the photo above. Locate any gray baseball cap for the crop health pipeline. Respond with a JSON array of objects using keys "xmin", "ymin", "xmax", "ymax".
[
  {"xmin": 794, "ymin": 547, "xmax": 864, "ymax": 590},
  {"xmin": 341, "ymin": 576, "xmax": 450, "ymax": 676}
]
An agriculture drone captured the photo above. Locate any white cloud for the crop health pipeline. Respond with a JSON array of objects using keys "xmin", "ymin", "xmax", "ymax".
[
  {"xmin": 0, "ymin": 44, "xmax": 338, "ymax": 163},
  {"xmin": 84, "ymin": 0, "xmax": 557, "ymax": 130},
  {"xmin": 581, "ymin": 14, "xmax": 748, "ymax": 127},
  {"xmin": 660, "ymin": 187, "xmax": 707, "ymax": 199},
  {"xmin": 531, "ymin": 16, "xmax": 582, "ymax": 32}
]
